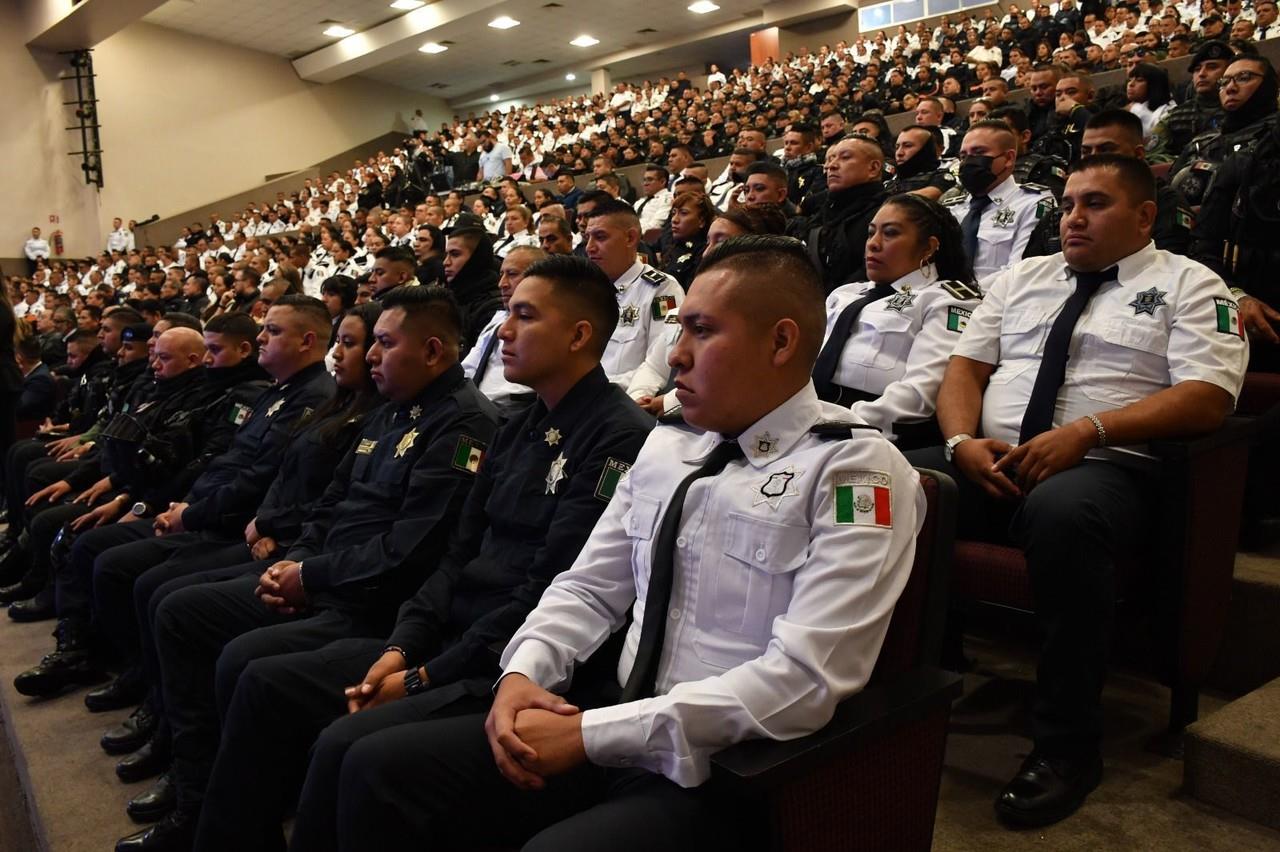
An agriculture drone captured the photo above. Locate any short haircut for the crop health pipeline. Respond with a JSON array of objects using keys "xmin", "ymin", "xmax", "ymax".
[
  {"xmin": 990, "ymin": 104, "xmax": 1030, "ymax": 134},
  {"xmin": 643, "ymin": 164, "xmax": 670, "ymax": 182},
  {"xmin": 17, "ymin": 336, "xmax": 41, "ymax": 360},
  {"xmin": 236, "ymin": 266, "xmax": 262, "ymax": 286},
  {"xmin": 744, "ymin": 160, "xmax": 788, "ymax": 183},
  {"xmin": 1085, "ymin": 108, "xmax": 1145, "ymax": 143},
  {"xmin": 269, "ymin": 293, "xmax": 333, "ymax": 338},
  {"xmin": 585, "ymin": 198, "xmax": 641, "ymax": 228},
  {"xmin": 965, "ymin": 119, "xmax": 1018, "ymax": 149},
  {"xmin": 379, "ymin": 284, "xmax": 463, "ymax": 348},
  {"xmin": 576, "ymin": 189, "xmax": 613, "ymax": 209},
  {"xmin": 695, "ymin": 234, "xmax": 827, "ymax": 366},
  {"xmin": 786, "ymin": 123, "xmax": 819, "ymax": 144},
  {"xmin": 538, "ymin": 215, "xmax": 573, "ymax": 239},
  {"xmin": 161, "ymin": 312, "xmax": 203, "ymax": 332},
  {"xmin": 1068, "ymin": 154, "xmax": 1156, "ymax": 204},
  {"xmin": 67, "ymin": 329, "xmax": 99, "ymax": 346},
  {"xmin": 520, "ymin": 254, "xmax": 619, "ymax": 357},
  {"xmin": 596, "ymin": 172, "xmax": 621, "ymax": 190},
  {"xmin": 375, "ymin": 245, "xmax": 417, "ymax": 267},
  {"xmin": 104, "ymin": 306, "xmax": 144, "ymax": 326},
  {"xmin": 715, "ymin": 203, "xmax": 789, "ymax": 236},
  {"xmin": 204, "ymin": 310, "xmax": 260, "ymax": 344}
]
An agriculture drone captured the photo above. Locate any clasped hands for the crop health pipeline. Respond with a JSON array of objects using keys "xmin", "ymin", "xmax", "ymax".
[
  {"xmin": 953, "ymin": 418, "xmax": 1097, "ymax": 497},
  {"xmin": 254, "ymin": 559, "xmax": 307, "ymax": 614}
]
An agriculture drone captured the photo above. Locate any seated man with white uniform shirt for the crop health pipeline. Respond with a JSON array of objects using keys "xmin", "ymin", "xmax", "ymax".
[
  {"xmin": 907, "ymin": 155, "xmax": 1248, "ymax": 830},
  {"xmin": 309, "ymin": 234, "xmax": 924, "ymax": 852},
  {"xmin": 462, "ymin": 245, "xmax": 544, "ymax": 418},
  {"xmin": 582, "ymin": 199, "xmax": 684, "ymax": 389}
]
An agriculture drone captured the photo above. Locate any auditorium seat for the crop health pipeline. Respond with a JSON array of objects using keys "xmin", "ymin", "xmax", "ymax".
[{"xmin": 949, "ymin": 419, "xmax": 1254, "ymax": 742}]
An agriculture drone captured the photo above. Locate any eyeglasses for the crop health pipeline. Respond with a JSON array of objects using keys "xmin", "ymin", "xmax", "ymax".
[{"xmin": 1219, "ymin": 70, "xmax": 1263, "ymax": 88}]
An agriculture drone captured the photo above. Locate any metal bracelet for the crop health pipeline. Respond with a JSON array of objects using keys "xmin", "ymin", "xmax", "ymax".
[{"xmin": 1086, "ymin": 414, "xmax": 1107, "ymax": 448}]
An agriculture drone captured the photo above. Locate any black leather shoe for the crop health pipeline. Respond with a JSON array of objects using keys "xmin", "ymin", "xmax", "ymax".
[
  {"xmin": 126, "ymin": 772, "xmax": 176, "ymax": 823},
  {"xmin": 13, "ymin": 619, "xmax": 107, "ymax": 697},
  {"xmin": 995, "ymin": 752, "xmax": 1103, "ymax": 828},
  {"xmin": 115, "ymin": 809, "xmax": 195, "ymax": 852},
  {"xmin": 116, "ymin": 738, "xmax": 169, "ymax": 783},
  {"xmin": 8, "ymin": 586, "xmax": 55, "ymax": 622},
  {"xmin": 86, "ymin": 669, "xmax": 148, "ymax": 712},
  {"xmin": 0, "ymin": 544, "xmax": 29, "ymax": 588},
  {"xmin": 0, "ymin": 574, "xmax": 38, "ymax": 605},
  {"xmin": 103, "ymin": 704, "xmax": 159, "ymax": 756}
]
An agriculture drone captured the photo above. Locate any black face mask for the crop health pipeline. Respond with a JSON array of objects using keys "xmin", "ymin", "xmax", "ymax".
[
  {"xmin": 896, "ymin": 141, "xmax": 941, "ymax": 179},
  {"xmin": 958, "ymin": 154, "xmax": 998, "ymax": 195}
]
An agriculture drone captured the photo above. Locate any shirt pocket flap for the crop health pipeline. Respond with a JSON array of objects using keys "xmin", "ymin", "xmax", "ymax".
[
  {"xmin": 625, "ymin": 493, "xmax": 662, "ymax": 541},
  {"xmin": 724, "ymin": 511, "xmax": 809, "ymax": 574},
  {"xmin": 864, "ymin": 311, "xmax": 914, "ymax": 334},
  {"xmin": 1104, "ymin": 318, "xmax": 1169, "ymax": 355},
  {"xmin": 1001, "ymin": 308, "xmax": 1047, "ymax": 335}
]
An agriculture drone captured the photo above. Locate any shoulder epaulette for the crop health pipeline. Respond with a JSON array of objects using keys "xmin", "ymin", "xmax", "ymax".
[
  {"xmin": 810, "ymin": 421, "xmax": 880, "ymax": 439},
  {"xmin": 1021, "ymin": 182, "xmax": 1051, "ymax": 193},
  {"xmin": 939, "ymin": 186, "xmax": 969, "ymax": 206},
  {"xmin": 640, "ymin": 268, "xmax": 668, "ymax": 286},
  {"xmin": 940, "ymin": 280, "xmax": 984, "ymax": 301}
]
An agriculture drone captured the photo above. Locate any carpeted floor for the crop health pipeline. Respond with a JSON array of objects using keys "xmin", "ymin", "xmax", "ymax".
[{"xmin": 1, "ymin": 615, "xmax": 1278, "ymax": 851}]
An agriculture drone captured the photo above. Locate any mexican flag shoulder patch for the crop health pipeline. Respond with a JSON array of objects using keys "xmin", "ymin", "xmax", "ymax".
[
  {"xmin": 451, "ymin": 435, "xmax": 486, "ymax": 473},
  {"xmin": 594, "ymin": 457, "xmax": 631, "ymax": 502},
  {"xmin": 833, "ymin": 470, "xmax": 892, "ymax": 528},
  {"xmin": 946, "ymin": 305, "xmax": 972, "ymax": 333},
  {"xmin": 1214, "ymin": 297, "xmax": 1243, "ymax": 338}
]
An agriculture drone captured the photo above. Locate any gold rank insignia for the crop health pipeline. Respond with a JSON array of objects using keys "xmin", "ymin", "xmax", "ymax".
[
  {"xmin": 544, "ymin": 428, "xmax": 562, "ymax": 447},
  {"xmin": 356, "ymin": 438, "xmax": 377, "ymax": 455},
  {"xmin": 266, "ymin": 399, "xmax": 285, "ymax": 417},
  {"xmin": 395, "ymin": 429, "xmax": 418, "ymax": 459},
  {"xmin": 409, "ymin": 405, "xmax": 423, "ymax": 419},
  {"xmin": 798, "ymin": 175, "xmax": 806, "ymax": 188}
]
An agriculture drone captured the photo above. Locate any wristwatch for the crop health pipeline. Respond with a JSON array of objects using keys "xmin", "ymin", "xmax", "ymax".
[
  {"xmin": 131, "ymin": 500, "xmax": 149, "ymax": 517},
  {"xmin": 402, "ymin": 665, "xmax": 429, "ymax": 696},
  {"xmin": 943, "ymin": 433, "xmax": 973, "ymax": 463}
]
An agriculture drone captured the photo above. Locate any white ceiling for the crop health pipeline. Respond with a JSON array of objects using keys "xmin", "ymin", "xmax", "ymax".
[{"xmin": 144, "ymin": 0, "xmax": 765, "ymax": 102}]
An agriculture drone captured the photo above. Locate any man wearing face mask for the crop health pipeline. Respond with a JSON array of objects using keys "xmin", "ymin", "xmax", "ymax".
[
  {"xmin": 884, "ymin": 126, "xmax": 958, "ymax": 201},
  {"xmin": 1147, "ymin": 42, "xmax": 1231, "ymax": 162},
  {"xmin": 942, "ymin": 120, "xmax": 1056, "ymax": 282}
]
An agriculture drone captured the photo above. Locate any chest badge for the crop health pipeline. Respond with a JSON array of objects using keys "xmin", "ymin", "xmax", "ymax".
[
  {"xmin": 265, "ymin": 399, "xmax": 284, "ymax": 417},
  {"xmin": 395, "ymin": 429, "xmax": 419, "ymax": 459},
  {"xmin": 754, "ymin": 466, "xmax": 803, "ymax": 511},
  {"xmin": 753, "ymin": 431, "xmax": 779, "ymax": 458},
  {"xmin": 544, "ymin": 427, "xmax": 562, "ymax": 447},
  {"xmin": 546, "ymin": 452, "xmax": 568, "ymax": 494},
  {"xmin": 619, "ymin": 305, "xmax": 639, "ymax": 327},
  {"xmin": 993, "ymin": 206, "xmax": 1016, "ymax": 228},
  {"xmin": 883, "ymin": 290, "xmax": 917, "ymax": 313},
  {"xmin": 1128, "ymin": 287, "xmax": 1167, "ymax": 316},
  {"xmin": 409, "ymin": 405, "xmax": 423, "ymax": 419}
]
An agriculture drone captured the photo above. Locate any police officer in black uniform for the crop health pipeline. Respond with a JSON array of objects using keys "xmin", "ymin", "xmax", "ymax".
[
  {"xmin": 991, "ymin": 105, "xmax": 1069, "ymax": 200},
  {"xmin": 192, "ymin": 255, "xmax": 655, "ymax": 852},
  {"xmin": 1149, "ymin": 42, "xmax": 1231, "ymax": 161},
  {"xmin": 884, "ymin": 125, "xmax": 959, "ymax": 200},
  {"xmin": 116, "ymin": 285, "xmax": 499, "ymax": 852},
  {"xmin": 794, "ymin": 134, "xmax": 888, "ymax": 293}
]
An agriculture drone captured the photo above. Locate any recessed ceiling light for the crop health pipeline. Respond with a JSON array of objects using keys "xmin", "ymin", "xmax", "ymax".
[
  {"xmin": 570, "ymin": 34, "xmax": 599, "ymax": 47},
  {"xmin": 322, "ymin": 24, "xmax": 355, "ymax": 37},
  {"xmin": 688, "ymin": 1, "xmax": 720, "ymax": 12},
  {"xmin": 419, "ymin": 42, "xmax": 448, "ymax": 53},
  {"xmin": 488, "ymin": 16, "xmax": 520, "ymax": 28},
  {"xmin": 565, "ymin": 72, "xmax": 577, "ymax": 80},
  {"xmin": 490, "ymin": 94, "xmax": 500, "ymax": 102},
  {"xmin": 389, "ymin": 0, "xmax": 424, "ymax": 9}
]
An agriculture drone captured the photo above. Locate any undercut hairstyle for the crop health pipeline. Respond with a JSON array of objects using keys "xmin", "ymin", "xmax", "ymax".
[
  {"xmin": 104, "ymin": 306, "xmax": 144, "ymax": 326},
  {"xmin": 644, "ymin": 164, "xmax": 670, "ymax": 182},
  {"xmin": 881, "ymin": 195, "xmax": 975, "ymax": 284},
  {"xmin": 321, "ymin": 274, "xmax": 359, "ymax": 310},
  {"xmin": 204, "ymin": 310, "xmax": 260, "ymax": 344},
  {"xmin": 715, "ymin": 203, "xmax": 789, "ymax": 236},
  {"xmin": 375, "ymin": 245, "xmax": 417, "ymax": 267},
  {"xmin": 1068, "ymin": 154, "xmax": 1156, "ymax": 204},
  {"xmin": 576, "ymin": 190, "xmax": 614, "ymax": 209},
  {"xmin": 787, "ymin": 123, "xmax": 819, "ymax": 145},
  {"xmin": 586, "ymin": 197, "xmax": 642, "ymax": 228},
  {"xmin": 379, "ymin": 284, "xmax": 463, "ymax": 349},
  {"xmin": 268, "ymin": 294, "xmax": 333, "ymax": 339},
  {"xmin": 1085, "ymin": 108, "xmax": 1145, "ymax": 143},
  {"xmin": 744, "ymin": 160, "xmax": 788, "ymax": 183},
  {"xmin": 695, "ymin": 235, "xmax": 827, "ymax": 366},
  {"xmin": 965, "ymin": 119, "xmax": 1019, "ymax": 150},
  {"xmin": 161, "ymin": 312, "xmax": 203, "ymax": 332},
  {"xmin": 731, "ymin": 147, "xmax": 767, "ymax": 162},
  {"xmin": 902, "ymin": 123, "xmax": 945, "ymax": 152},
  {"xmin": 521, "ymin": 254, "xmax": 619, "ymax": 357},
  {"xmin": 1061, "ymin": 70, "xmax": 1095, "ymax": 94},
  {"xmin": 990, "ymin": 104, "xmax": 1030, "ymax": 134},
  {"xmin": 67, "ymin": 329, "xmax": 99, "ymax": 346}
]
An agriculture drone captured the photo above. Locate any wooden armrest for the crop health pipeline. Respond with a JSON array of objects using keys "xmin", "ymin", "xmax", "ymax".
[
  {"xmin": 709, "ymin": 667, "xmax": 963, "ymax": 796},
  {"xmin": 1147, "ymin": 416, "xmax": 1256, "ymax": 460}
]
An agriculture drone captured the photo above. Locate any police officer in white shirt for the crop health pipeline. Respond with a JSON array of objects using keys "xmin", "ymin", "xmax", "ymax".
[
  {"xmin": 817, "ymin": 194, "xmax": 983, "ymax": 447},
  {"xmin": 316, "ymin": 234, "xmax": 924, "ymax": 851},
  {"xmin": 462, "ymin": 245, "xmax": 542, "ymax": 417},
  {"xmin": 907, "ymin": 156, "xmax": 1248, "ymax": 829},
  {"xmin": 634, "ymin": 165, "xmax": 674, "ymax": 241},
  {"xmin": 23, "ymin": 227, "xmax": 50, "ymax": 275},
  {"xmin": 583, "ymin": 199, "xmax": 684, "ymax": 388},
  {"xmin": 943, "ymin": 121, "xmax": 1056, "ymax": 282},
  {"xmin": 106, "ymin": 217, "xmax": 131, "ymax": 253}
]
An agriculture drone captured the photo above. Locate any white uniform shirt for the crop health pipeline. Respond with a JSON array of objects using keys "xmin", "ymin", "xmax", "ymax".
[
  {"xmin": 823, "ymin": 269, "xmax": 981, "ymax": 440},
  {"xmin": 944, "ymin": 175, "xmax": 1054, "ymax": 283},
  {"xmin": 634, "ymin": 189, "xmax": 674, "ymax": 235},
  {"xmin": 603, "ymin": 262, "xmax": 684, "ymax": 389},
  {"xmin": 491, "ymin": 231, "xmax": 539, "ymax": 259},
  {"xmin": 501, "ymin": 383, "xmax": 925, "ymax": 787},
  {"xmin": 460, "ymin": 309, "xmax": 534, "ymax": 407},
  {"xmin": 23, "ymin": 239, "xmax": 50, "ymax": 261},
  {"xmin": 954, "ymin": 242, "xmax": 1249, "ymax": 445},
  {"xmin": 106, "ymin": 227, "xmax": 132, "ymax": 253}
]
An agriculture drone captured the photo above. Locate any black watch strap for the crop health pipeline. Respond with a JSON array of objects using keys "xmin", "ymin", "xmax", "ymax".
[{"xmin": 403, "ymin": 666, "xmax": 429, "ymax": 696}]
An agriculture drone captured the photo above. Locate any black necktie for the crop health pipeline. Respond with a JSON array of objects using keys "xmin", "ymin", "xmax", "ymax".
[
  {"xmin": 621, "ymin": 439, "xmax": 745, "ymax": 702},
  {"xmin": 1018, "ymin": 267, "xmax": 1118, "ymax": 444},
  {"xmin": 811, "ymin": 282, "xmax": 896, "ymax": 402},
  {"xmin": 470, "ymin": 322, "xmax": 503, "ymax": 385},
  {"xmin": 962, "ymin": 195, "xmax": 993, "ymax": 264}
]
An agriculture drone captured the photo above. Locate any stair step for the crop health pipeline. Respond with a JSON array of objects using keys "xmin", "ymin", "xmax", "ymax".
[
  {"xmin": 1185, "ymin": 676, "xmax": 1280, "ymax": 832},
  {"xmin": 1210, "ymin": 554, "xmax": 1280, "ymax": 695}
]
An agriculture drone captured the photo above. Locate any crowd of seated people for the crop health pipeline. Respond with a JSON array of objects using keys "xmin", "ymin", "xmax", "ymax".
[{"xmin": 0, "ymin": 3, "xmax": 1276, "ymax": 850}]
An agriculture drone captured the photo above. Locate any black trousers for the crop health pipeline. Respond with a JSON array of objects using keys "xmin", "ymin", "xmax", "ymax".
[
  {"xmin": 153, "ymin": 575, "xmax": 377, "ymax": 811},
  {"xmin": 54, "ymin": 519, "xmax": 151, "ymax": 620},
  {"xmin": 288, "ymin": 708, "xmax": 757, "ymax": 852},
  {"xmin": 905, "ymin": 447, "xmax": 1147, "ymax": 756}
]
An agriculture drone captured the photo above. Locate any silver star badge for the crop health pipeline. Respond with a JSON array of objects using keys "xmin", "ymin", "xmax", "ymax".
[
  {"xmin": 754, "ymin": 431, "xmax": 779, "ymax": 458},
  {"xmin": 409, "ymin": 405, "xmax": 423, "ymax": 419},
  {"xmin": 266, "ymin": 399, "xmax": 284, "ymax": 417},
  {"xmin": 619, "ymin": 305, "xmax": 639, "ymax": 326},
  {"xmin": 1128, "ymin": 287, "xmax": 1167, "ymax": 316},
  {"xmin": 544, "ymin": 428, "xmax": 562, "ymax": 447},
  {"xmin": 545, "ymin": 452, "xmax": 567, "ymax": 494},
  {"xmin": 884, "ymin": 290, "xmax": 917, "ymax": 313},
  {"xmin": 753, "ymin": 466, "xmax": 803, "ymax": 511}
]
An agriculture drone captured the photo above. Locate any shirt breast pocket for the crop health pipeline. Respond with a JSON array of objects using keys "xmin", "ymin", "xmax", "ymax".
[
  {"xmin": 845, "ymin": 312, "xmax": 914, "ymax": 370},
  {"xmin": 999, "ymin": 308, "xmax": 1049, "ymax": 359},
  {"xmin": 704, "ymin": 511, "xmax": 808, "ymax": 638},
  {"xmin": 623, "ymin": 493, "xmax": 662, "ymax": 601},
  {"xmin": 1081, "ymin": 319, "xmax": 1171, "ymax": 404}
]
